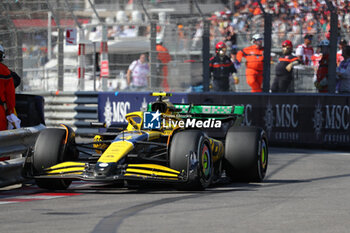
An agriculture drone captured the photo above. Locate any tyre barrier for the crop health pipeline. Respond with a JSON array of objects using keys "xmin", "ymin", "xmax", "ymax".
[
  {"xmin": 0, "ymin": 124, "xmax": 45, "ymax": 188},
  {"xmin": 39, "ymin": 91, "xmax": 99, "ymax": 137}
]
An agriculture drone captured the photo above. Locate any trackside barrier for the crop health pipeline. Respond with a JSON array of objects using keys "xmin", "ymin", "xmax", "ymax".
[
  {"xmin": 187, "ymin": 93, "xmax": 350, "ymax": 149},
  {"xmin": 38, "ymin": 91, "xmax": 99, "ymax": 137},
  {"xmin": 32, "ymin": 91, "xmax": 350, "ymax": 149},
  {"xmin": 98, "ymin": 92, "xmax": 350, "ymax": 149},
  {"xmin": 98, "ymin": 92, "xmax": 188, "ymax": 127},
  {"xmin": 0, "ymin": 124, "xmax": 45, "ymax": 188},
  {"xmin": 0, "ymin": 158, "xmax": 26, "ymax": 188}
]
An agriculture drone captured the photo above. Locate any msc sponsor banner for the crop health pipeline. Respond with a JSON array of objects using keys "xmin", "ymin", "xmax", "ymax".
[
  {"xmin": 188, "ymin": 93, "xmax": 350, "ymax": 148},
  {"xmin": 98, "ymin": 92, "xmax": 187, "ymax": 127}
]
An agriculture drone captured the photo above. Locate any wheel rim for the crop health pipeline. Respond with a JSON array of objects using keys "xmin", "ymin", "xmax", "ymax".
[
  {"xmin": 261, "ymin": 139, "xmax": 267, "ymax": 170},
  {"xmin": 201, "ymin": 144, "xmax": 211, "ymax": 180}
]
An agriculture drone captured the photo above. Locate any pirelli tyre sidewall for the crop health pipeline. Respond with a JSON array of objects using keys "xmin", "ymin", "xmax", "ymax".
[
  {"xmin": 224, "ymin": 126, "xmax": 268, "ymax": 182},
  {"xmin": 169, "ymin": 130, "xmax": 213, "ymax": 190},
  {"xmin": 32, "ymin": 127, "xmax": 77, "ymax": 190}
]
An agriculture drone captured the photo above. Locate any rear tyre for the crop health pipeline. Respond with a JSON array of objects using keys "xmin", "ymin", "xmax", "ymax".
[
  {"xmin": 169, "ymin": 130, "xmax": 213, "ymax": 190},
  {"xmin": 33, "ymin": 128, "xmax": 78, "ymax": 190},
  {"xmin": 224, "ymin": 126, "xmax": 268, "ymax": 182}
]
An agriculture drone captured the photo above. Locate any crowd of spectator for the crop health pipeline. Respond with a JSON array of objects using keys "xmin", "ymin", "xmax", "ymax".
[
  {"xmin": 195, "ymin": 0, "xmax": 350, "ymax": 93},
  {"xmin": 205, "ymin": 0, "xmax": 350, "ymax": 52}
]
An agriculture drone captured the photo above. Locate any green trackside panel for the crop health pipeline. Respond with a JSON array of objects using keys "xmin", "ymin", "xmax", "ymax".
[{"xmin": 233, "ymin": 106, "xmax": 244, "ymax": 115}]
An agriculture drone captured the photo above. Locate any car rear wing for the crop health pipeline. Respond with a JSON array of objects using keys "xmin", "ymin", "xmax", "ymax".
[
  {"xmin": 174, "ymin": 104, "xmax": 244, "ymax": 121},
  {"xmin": 174, "ymin": 104, "xmax": 244, "ymax": 115}
]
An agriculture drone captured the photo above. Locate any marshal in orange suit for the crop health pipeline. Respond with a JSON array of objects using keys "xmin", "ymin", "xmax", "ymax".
[{"xmin": 236, "ymin": 34, "xmax": 264, "ymax": 92}]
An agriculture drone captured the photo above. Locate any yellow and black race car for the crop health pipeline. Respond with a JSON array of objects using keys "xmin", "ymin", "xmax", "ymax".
[{"xmin": 23, "ymin": 93, "xmax": 268, "ymax": 190}]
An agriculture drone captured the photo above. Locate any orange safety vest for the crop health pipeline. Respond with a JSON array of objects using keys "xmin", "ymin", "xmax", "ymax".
[
  {"xmin": 156, "ymin": 45, "xmax": 171, "ymax": 65},
  {"xmin": 156, "ymin": 45, "xmax": 171, "ymax": 90},
  {"xmin": 236, "ymin": 44, "xmax": 264, "ymax": 71}
]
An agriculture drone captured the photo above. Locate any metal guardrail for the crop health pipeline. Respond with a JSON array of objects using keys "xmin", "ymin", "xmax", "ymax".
[
  {"xmin": 1, "ymin": 91, "xmax": 98, "ymax": 187},
  {"xmin": 0, "ymin": 158, "xmax": 26, "ymax": 188},
  {"xmin": 0, "ymin": 124, "xmax": 45, "ymax": 158},
  {"xmin": 0, "ymin": 124, "xmax": 45, "ymax": 188}
]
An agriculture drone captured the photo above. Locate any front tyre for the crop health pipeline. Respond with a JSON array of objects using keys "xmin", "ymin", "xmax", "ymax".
[
  {"xmin": 33, "ymin": 127, "xmax": 78, "ymax": 190},
  {"xmin": 224, "ymin": 126, "xmax": 268, "ymax": 182},
  {"xmin": 169, "ymin": 130, "xmax": 213, "ymax": 190}
]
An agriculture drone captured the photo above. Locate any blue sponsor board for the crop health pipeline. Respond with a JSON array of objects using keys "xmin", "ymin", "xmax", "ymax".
[
  {"xmin": 98, "ymin": 92, "xmax": 187, "ymax": 126},
  {"xmin": 188, "ymin": 92, "xmax": 350, "ymax": 148}
]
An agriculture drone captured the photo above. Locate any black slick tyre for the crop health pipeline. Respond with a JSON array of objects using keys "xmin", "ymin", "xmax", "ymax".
[
  {"xmin": 33, "ymin": 128, "xmax": 77, "ymax": 190},
  {"xmin": 224, "ymin": 126, "xmax": 268, "ymax": 182},
  {"xmin": 169, "ymin": 130, "xmax": 213, "ymax": 190}
]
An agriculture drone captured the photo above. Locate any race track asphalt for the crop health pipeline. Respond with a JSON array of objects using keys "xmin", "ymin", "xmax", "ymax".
[{"xmin": 1, "ymin": 147, "xmax": 350, "ymax": 233}]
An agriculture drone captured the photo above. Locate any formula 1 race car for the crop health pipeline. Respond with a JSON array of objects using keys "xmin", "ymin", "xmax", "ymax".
[{"xmin": 23, "ymin": 93, "xmax": 268, "ymax": 190}]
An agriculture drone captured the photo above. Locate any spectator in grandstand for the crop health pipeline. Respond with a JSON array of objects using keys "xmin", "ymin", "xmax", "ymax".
[
  {"xmin": 336, "ymin": 46, "xmax": 350, "ymax": 93},
  {"xmin": 314, "ymin": 40, "xmax": 330, "ymax": 93},
  {"xmin": 209, "ymin": 42, "xmax": 237, "ymax": 92},
  {"xmin": 176, "ymin": 24, "xmax": 187, "ymax": 50},
  {"xmin": 311, "ymin": 43, "xmax": 323, "ymax": 87},
  {"xmin": 311, "ymin": 45, "xmax": 322, "ymax": 68},
  {"xmin": 191, "ymin": 22, "xmax": 203, "ymax": 50},
  {"xmin": 0, "ymin": 45, "xmax": 17, "ymax": 131},
  {"xmin": 337, "ymin": 39, "xmax": 348, "ymax": 66},
  {"xmin": 126, "ymin": 53, "xmax": 149, "ymax": 90},
  {"xmin": 295, "ymin": 34, "xmax": 314, "ymax": 66},
  {"xmin": 156, "ymin": 39, "xmax": 171, "ymax": 91},
  {"xmin": 273, "ymin": 13, "xmax": 290, "ymax": 44},
  {"xmin": 236, "ymin": 34, "xmax": 264, "ymax": 92},
  {"xmin": 230, "ymin": 48, "xmax": 241, "ymax": 71},
  {"xmin": 271, "ymin": 40, "xmax": 300, "ymax": 92},
  {"xmin": 224, "ymin": 24, "xmax": 237, "ymax": 50}
]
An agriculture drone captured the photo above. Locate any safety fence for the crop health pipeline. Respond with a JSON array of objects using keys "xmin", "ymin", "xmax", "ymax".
[{"xmin": 2, "ymin": 1, "xmax": 347, "ymax": 93}]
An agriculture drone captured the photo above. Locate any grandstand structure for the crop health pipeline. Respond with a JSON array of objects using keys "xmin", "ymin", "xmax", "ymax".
[{"xmin": 0, "ymin": 0, "xmax": 347, "ymax": 92}]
